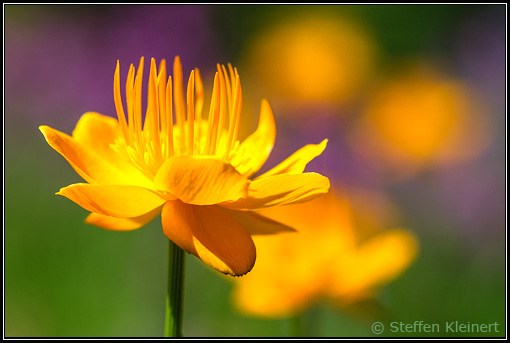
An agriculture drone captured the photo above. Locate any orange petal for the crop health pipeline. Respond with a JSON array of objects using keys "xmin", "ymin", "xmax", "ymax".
[
  {"xmin": 232, "ymin": 269, "xmax": 312, "ymax": 318},
  {"xmin": 257, "ymin": 139, "xmax": 328, "ymax": 179},
  {"xmin": 223, "ymin": 173, "xmax": 330, "ymax": 211},
  {"xmin": 40, "ymin": 122, "xmax": 152, "ymax": 188},
  {"xmin": 161, "ymin": 200, "xmax": 256, "ymax": 276},
  {"xmin": 85, "ymin": 206, "xmax": 162, "ymax": 231},
  {"xmin": 230, "ymin": 99, "xmax": 276, "ymax": 176},
  {"xmin": 72, "ymin": 112, "xmax": 122, "ymax": 162},
  {"xmin": 72, "ymin": 112, "xmax": 154, "ymax": 188},
  {"xmin": 222, "ymin": 208, "xmax": 296, "ymax": 235},
  {"xmin": 154, "ymin": 155, "xmax": 249, "ymax": 205},
  {"xmin": 57, "ymin": 183, "xmax": 166, "ymax": 218},
  {"xmin": 327, "ymin": 229, "xmax": 419, "ymax": 301}
]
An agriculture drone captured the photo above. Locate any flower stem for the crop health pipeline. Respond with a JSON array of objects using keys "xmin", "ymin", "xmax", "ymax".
[{"xmin": 164, "ymin": 239, "xmax": 185, "ymax": 337}]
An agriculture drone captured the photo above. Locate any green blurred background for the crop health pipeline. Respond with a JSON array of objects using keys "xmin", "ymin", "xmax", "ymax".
[{"xmin": 5, "ymin": 4, "xmax": 506, "ymax": 337}]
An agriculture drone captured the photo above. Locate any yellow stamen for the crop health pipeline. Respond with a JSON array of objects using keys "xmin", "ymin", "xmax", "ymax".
[
  {"xmin": 133, "ymin": 57, "xmax": 145, "ymax": 150},
  {"xmin": 126, "ymin": 64, "xmax": 135, "ymax": 145},
  {"xmin": 228, "ymin": 63, "xmax": 236, "ymax": 89},
  {"xmin": 157, "ymin": 59, "xmax": 167, "ymax": 135},
  {"xmin": 194, "ymin": 67, "xmax": 204, "ymax": 141},
  {"xmin": 226, "ymin": 75, "xmax": 242, "ymax": 154},
  {"xmin": 206, "ymin": 73, "xmax": 220, "ymax": 155},
  {"xmin": 221, "ymin": 64, "xmax": 232, "ymax": 117},
  {"xmin": 173, "ymin": 56, "xmax": 186, "ymax": 154},
  {"xmin": 114, "ymin": 61, "xmax": 129, "ymax": 141},
  {"xmin": 147, "ymin": 58, "xmax": 161, "ymax": 159},
  {"xmin": 165, "ymin": 76, "xmax": 174, "ymax": 158},
  {"xmin": 232, "ymin": 83, "xmax": 242, "ymax": 150},
  {"xmin": 112, "ymin": 57, "xmax": 247, "ymax": 178},
  {"xmin": 187, "ymin": 70, "xmax": 195, "ymax": 156},
  {"xmin": 228, "ymin": 64, "xmax": 238, "ymax": 122},
  {"xmin": 216, "ymin": 64, "xmax": 227, "ymax": 154}
]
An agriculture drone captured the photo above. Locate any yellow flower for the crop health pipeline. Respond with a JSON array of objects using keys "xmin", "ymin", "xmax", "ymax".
[
  {"xmin": 232, "ymin": 189, "xmax": 418, "ymax": 317},
  {"xmin": 350, "ymin": 63, "xmax": 492, "ymax": 178},
  {"xmin": 39, "ymin": 56, "xmax": 330, "ymax": 276},
  {"xmin": 244, "ymin": 12, "xmax": 376, "ymax": 105}
]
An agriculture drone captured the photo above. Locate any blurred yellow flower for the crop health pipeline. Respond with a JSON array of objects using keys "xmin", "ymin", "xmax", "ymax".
[
  {"xmin": 350, "ymin": 63, "xmax": 492, "ymax": 178},
  {"xmin": 243, "ymin": 12, "xmax": 376, "ymax": 105},
  {"xmin": 232, "ymin": 189, "xmax": 418, "ymax": 317},
  {"xmin": 40, "ymin": 56, "xmax": 330, "ymax": 276}
]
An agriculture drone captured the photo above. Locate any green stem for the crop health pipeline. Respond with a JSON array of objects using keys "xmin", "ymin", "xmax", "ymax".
[{"xmin": 164, "ymin": 239, "xmax": 185, "ymax": 337}]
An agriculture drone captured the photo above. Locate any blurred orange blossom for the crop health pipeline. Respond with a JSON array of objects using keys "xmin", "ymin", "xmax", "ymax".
[
  {"xmin": 39, "ymin": 56, "xmax": 330, "ymax": 276},
  {"xmin": 232, "ymin": 189, "xmax": 418, "ymax": 317},
  {"xmin": 350, "ymin": 63, "xmax": 492, "ymax": 179},
  {"xmin": 243, "ymin": 12, "xmax": 376, "ymax": 106}
]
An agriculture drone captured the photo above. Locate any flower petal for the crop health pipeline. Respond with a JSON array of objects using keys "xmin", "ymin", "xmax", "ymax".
[
  {"xmin": 222, "ymin": 209, "xmax": 296, "ymax": 235},
  {"xmin": 72, "ymin": 112, "xmax": 135, "ymax": 170},
  {"xmin": 72, "ymin": 113, "xmax": 154, "ymax": 188},
  {"xmin": 327, "ymin": 229, "xmax": 418, "ymax": 300},
  {"xmin": 39, "ymin": 123, "xmax": 152, "ymax": 188},
  {"xmin": 72, "ymin": 112, "xmax": 121, "ymax": 161},
  {"xmin": 57, "ymin": 183, "xmax": 166, "ymax": 218},
  {"xmin": 223, "ymin": 173, "xmax": 330, "ymax": 211},
  {"xmin": 154, "ymin": 156, "xmax": 249, "ymax": 205},
  {"xmin": 257, "ymin": 139, "xmax": 328, "ymax": 179},
  {"xmin": 162, "ymin": 200, "xmax": 256, "ymax": 276},
  {"xmin": 230, "ymin": 99, "xmax": 276, "ymax": 176},
  {"xmin": 85, "ymin": 207, "xmax": 162, "ymax": 231}
]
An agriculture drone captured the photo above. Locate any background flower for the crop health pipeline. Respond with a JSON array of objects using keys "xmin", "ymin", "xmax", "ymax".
[
  {"xmin": 232, "ymin": 189, "xmax": 418, "ymax": 319},
  {"xmin": 349, "ymin": 62, "xmax": 492, "ymax": 180},
  {"xmin": 5, "ymin": 4, "xmax": 505, "ymax": 337},
  {"xmin": 240, "ymin": 11, "xmax": 377, "ymax": 106}
]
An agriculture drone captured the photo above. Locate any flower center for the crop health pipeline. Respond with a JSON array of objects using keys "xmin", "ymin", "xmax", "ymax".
[{"xmin": 111, "ymin": 57, "xmax": 243, "ymax": 179}]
